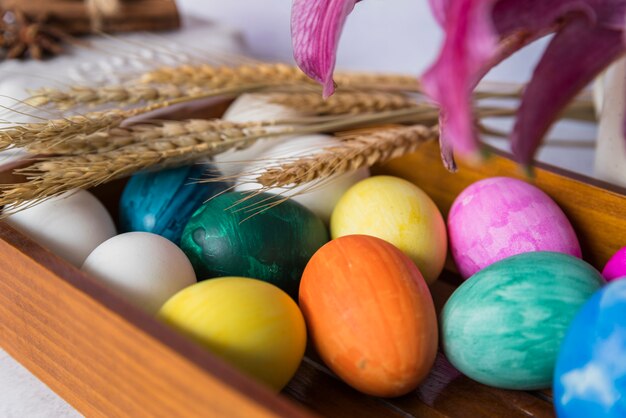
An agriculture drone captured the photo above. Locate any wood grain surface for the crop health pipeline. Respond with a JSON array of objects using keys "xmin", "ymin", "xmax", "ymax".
[
  {"xmin": 0, "ymin": 143, "xmax": 624, "ymax": 417},
  {"xmin": 0, "ymin": 222, "xmax": 313, "ymax": 418},
  {"xmin": 1, "ymin": 0, "xmax": 180, "ymax": 34}
]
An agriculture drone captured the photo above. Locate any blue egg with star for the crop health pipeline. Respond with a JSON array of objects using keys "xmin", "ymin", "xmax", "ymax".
[
  {"xmin": 554, "ymin": 279, "xmax": 626, "ymax": 418},
  {"xmin": 119, "ymin": 164, "xmax": 228, "ymax": 244}
]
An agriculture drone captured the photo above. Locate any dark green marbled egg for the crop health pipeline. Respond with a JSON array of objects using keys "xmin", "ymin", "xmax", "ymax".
[{"xmin": 180, "ymin": 192, "xmax": 329, "ymax": 297}]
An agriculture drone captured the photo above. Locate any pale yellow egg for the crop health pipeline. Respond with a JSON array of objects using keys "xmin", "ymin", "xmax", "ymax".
[
  {"xmin": 330, "ymin": 176, "xmax": 447, "ymax": 283},
  {"xmin": 158, "ymin": 277, "xmax": 306, "ymax": 391}
]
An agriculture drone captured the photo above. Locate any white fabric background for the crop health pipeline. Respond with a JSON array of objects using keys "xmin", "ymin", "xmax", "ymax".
[{"xmin": 0, "ymin": 1, "xmax": 595, "ymax": 416}]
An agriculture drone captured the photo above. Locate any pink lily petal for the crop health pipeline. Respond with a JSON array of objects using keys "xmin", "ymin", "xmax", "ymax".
[
  {"xmin": 511, "ymin": 19, "xmax": 624, "ymax": 165},
  {"xmin": 422, "ymin": 0, "xmax": 498, "ymax": 161},
  {"xmin": 491, "ymin": 0, "xmax": 596, "ymax": 34},
  {"xmin": 291, "ymin": 0, "xmax": 358, "ymax": 98},
  {"xmin": 423, "ymin": 0, "xmax": 616, "ymax": 165}
]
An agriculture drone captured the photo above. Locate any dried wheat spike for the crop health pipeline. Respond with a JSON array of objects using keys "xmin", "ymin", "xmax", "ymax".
[
  {"xmin": 140, "ymin": 63, "xmax": 312, "ymax": 86},
  {"xmin": 140, "ymin": 63, "xmax": 419, "ymax": 90},
  {"xmin": 25, "ymin": 84, "xmax": 205, "ymax": 109},
  {"xmin": 266, "ymin": 91, "xmax": 420, "ymax": 115},
  {"xmin": 23, "ymin": 119, "xmax": 270, "ymax": 155},
  {"xmin": 257, "ymin": 125, "xmax": 438, "ymax": 188},
  {"xmin": 0, "ymin": 109, "xmax": 130, "ymax": 151},
  {"xmin": 0, "ymin": 121, "xmax": 280, "ymax": 208}
]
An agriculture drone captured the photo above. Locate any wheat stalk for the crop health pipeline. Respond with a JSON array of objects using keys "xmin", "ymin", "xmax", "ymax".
[
  {"xmin": 23, "ymin": 63, "xmax": 314, "ymax": 109},
  {"xmin": 257, "ymin": 125, "xmax": 438, "ymax": 188},
  {"xmin": 139, "ymin": 63, "xmax": 310, "ymax": 86},
  {"xmin": 0, "ymin": 122, "xmax": 279, "ymax": 208},
  {"xmin": 0, "ymin": 110, "xmax": 437, "ymax": 208},
  {"xmin": 0, "ymin": 100, "xmax": 519, "ymax": 211},
  {"xmin": 140, "ymin": 63, "xmax": 420, "ymax": 91},
  {"xmin": 25, "ymin": 84, "xmax": 205, "ymax": 109},
  {"xmin": 26, "ymin": 63, "xmax": 420, "ymax": 110},
  {"xmin": 266, "ymin": 91, "xmax": 421, "ymax": 115},
  {"xmin": 0, "ymin": 109, "xmax": 131, "ymax": 151},
  {"xmin": 21, "ymin": 119, "xmax": 271, "ymax": 155}
]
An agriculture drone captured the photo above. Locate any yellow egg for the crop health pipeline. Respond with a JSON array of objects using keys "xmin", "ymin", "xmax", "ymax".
[
  {"xmin": 157, "ymin": 277, "xmax": 306, "ymax": 391},
  {"xmin": 330, "ymin": 176, "xmax": 447, "ymax": 283}
]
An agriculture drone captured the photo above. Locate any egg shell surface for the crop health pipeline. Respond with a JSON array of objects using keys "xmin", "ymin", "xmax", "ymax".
[
  {"xmin": 119, "ymin": 164, "xmax": 229, "ymax": 244},
  {"xmin": 235, "ymin": 134, "xmax": 369, "ymax": 223},
  {"xmin": 442, "ymin": 251, "xmax": 604, "ymax": 390},
  {"xmin": 213, "ymin": 94, "xmax": 303, "ymax": 177},
  {"xmin": 448, "ymin": 177, "xmax": 582, "ymax": 279},
  {"xmin": 299, "ymin": 235, "xmax": 438, "ymax": 397},
  {"xmin": 5, "ymin": 189, "xmax": 116, "ymax": 267},
  {"xmin": 158, "ymin": 277, "xmax": 306, "ymax": 391},
  {"xmin": 330, "ymin": 175, "xmax": 447, "ymax": 283},
  {"xmin": 82, "ymin": 232, "xmax": 196, "ymax": 314},
  {"xmin": 180, "ymin": 191, "xmax": 328, "ymax": 297},
  {"xmin": 602, "ymin": 246, "xmax": 626, "ymax": 281},
  {"xmin": 554, "ymin": 279, "xmax": 626, "ymax": 418}
]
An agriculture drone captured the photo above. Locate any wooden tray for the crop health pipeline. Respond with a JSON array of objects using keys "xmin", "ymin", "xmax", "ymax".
[{"xmin": 1, "ymin": 140, "xmax": 624, "ymax": 418}]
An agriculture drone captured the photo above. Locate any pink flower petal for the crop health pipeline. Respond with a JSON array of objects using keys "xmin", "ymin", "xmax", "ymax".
[
  {"xmin": 492, "ymin": 0, "xmax": 596, "ymax": 34},
  {"xmin": 511, "ymin": 19, "xmax": 624, "ymax": 165},
  {"xmin": 291, "ymin": 0, "xmax": 358, "ymax": 98},
  {"xmin": 422, "ymin": 0, "xmax": 618, "ymax": 165},
  {"xmin": 422, "ymin": 0, "xmax": 498, "ymax": 160}
]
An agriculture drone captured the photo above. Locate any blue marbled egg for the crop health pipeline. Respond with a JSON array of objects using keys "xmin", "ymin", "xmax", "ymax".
[
  {"xmin": 119, "ymin": 164, "xmax": 228, "ymax": 244},
  {"xmin": 554, "ymin": 279, "xmax": 626, "ymax": 417}
]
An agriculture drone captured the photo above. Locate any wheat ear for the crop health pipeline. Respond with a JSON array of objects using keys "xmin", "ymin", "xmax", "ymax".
[
  {"xmin": 0, "ymin": 109, "xmax": 130, "ymax": 151},
  {"xmin": 21, "ymin": 119, "xmax": 271, "ymax": 155},
  {"xmin": 25, "ymin": 84, "xmax": 203, "ymax": 109},
  {"xmin": 139, "ymin": 63, "xmax": 311, "ymax": 86},
  {"xmin": 25, "ymin": 64, "xmax": 421, "ymax": 110},
  {"xmin": 266, "ymin": 91, "xmax": 420, "ymax": 115},
  {"xmin": 257, "ymin": 125, "xmax": 438, "ymax": 188},
  {"xmin": 140, "ymin": 63, "xmax": 419, "ymax": 90},
  {"xmin": 1, "ymin": 122, "xmax": 281, "ymax": 208}
]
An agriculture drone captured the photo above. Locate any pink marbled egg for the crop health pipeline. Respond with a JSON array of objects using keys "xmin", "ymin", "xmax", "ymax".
[
  {"xmin": 602, "ymin": 246, "xmax": 626, "ymax": 281},
  {"xmin": 448, "ymin": 177, "xmax": 582, "ymax": 279}
]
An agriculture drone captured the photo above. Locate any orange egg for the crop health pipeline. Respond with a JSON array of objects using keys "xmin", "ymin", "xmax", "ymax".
[{"xmin": 299, "ymin": 234, "xmax": 438, "ymax": 397}]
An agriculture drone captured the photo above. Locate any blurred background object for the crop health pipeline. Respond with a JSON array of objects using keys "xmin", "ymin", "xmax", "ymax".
[{"xmin": 0, "ymin": 0, "xmax": 180, "ymax": 36}]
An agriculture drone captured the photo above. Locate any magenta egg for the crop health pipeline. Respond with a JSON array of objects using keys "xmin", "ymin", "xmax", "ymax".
[
  {"xmin": 602, "ymin": 246, "xmax": 626, "ymax": 281},
  {"xmin": 448, "ymin": 177, "xmax": 582, "ymax": 279}
]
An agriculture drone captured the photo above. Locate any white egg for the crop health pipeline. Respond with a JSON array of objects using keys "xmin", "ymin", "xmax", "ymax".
[
  {"xmin": 82, "ymin": 232, "xmax": 197, "ymax": 314},
  {"xmin": 213, "ymin": 94, "xmax": 303, "ymax": 177},
  {"xmin": 5, "ymin": 189, "xmax": 116, "ymax": 267},
  {"xmin": 235, "ymin": 134, "xmax": 370, "ymax": 223}
]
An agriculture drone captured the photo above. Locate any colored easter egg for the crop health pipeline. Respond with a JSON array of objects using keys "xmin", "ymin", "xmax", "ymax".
[
  {"xmin": 235, "ymin": 134, "xmax": 370, "ymax": 224},
  {"xmin": 158, "ymin": 277, "xmax": 306, "ymax": 391},
  {"xmin": 554, "ymin": 280, "xmax": 626, "ymax": 417},
  {"xmin": 180, "ymin": 192, "xmax": 328, "ymax": 297},
  {"xmin": 82, "ymin": 232, "xmax": 196, "ymax": 314},
  {"xmin": 442, "ymin": 251, "xmax": 604, "ymax": 390},
  {"xmin": 300, "ymin": 235, "xmax": 438, "ymax": 397},
  {"xmin": 5, "ymin": 189, "xmax": 116, "ymax": 267},
  {"xmin": 330, "ymin": 175, "xmax": 447, "ymax": 283},
  {"xmin": 213, "ymin": 94, "xmax": 303, "ymax": 177},
  {"xmin": 602, "ymin": 246, "xmax": 626, "ymax": 281},
  {"xmin": 119, "ymin": 164, "xmax": 228, "ymax": 244},
  {"xmin": 448, "ymin": 177, "xmax": 582, "ymax": 279}
]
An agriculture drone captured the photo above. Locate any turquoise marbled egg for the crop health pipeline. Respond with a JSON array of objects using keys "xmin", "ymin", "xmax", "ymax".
[
  {"xmin": 119, "ymin": 164, "xmax": 228, "ymax": 244},
  {"xmin": 180, "ymin": 191, "xmax": 329, "ymax": 297},
  {"xmin": 442, "ymin": 251, "xmax": 604, "ymax": 390},
  {"xmin": 554, "ymin": 280, "xmax": 626, "ymax": 417}
]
